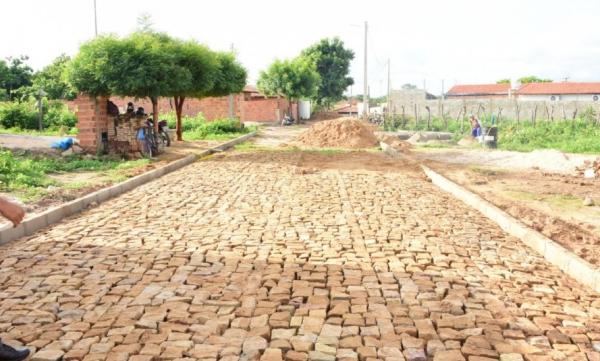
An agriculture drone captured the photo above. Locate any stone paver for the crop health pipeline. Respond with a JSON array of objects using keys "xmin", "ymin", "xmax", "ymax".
[{"xmin": 1, "ymin": 151, "xmax": 599, "ymax": 361}]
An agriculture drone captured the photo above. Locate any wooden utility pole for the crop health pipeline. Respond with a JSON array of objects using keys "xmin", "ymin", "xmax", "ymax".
[
  {"xmin": 363, "ymin": 21, "xmax": 368, "ymax": 122},
  {"xmin": 387, "ymin": 59, "xmax": 391, "ymax": 116}
]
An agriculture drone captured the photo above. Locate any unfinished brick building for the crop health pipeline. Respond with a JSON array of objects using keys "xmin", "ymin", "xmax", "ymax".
[{"xmin": 73, "ymin": 86, "xmax": 296, "ymax": 153}]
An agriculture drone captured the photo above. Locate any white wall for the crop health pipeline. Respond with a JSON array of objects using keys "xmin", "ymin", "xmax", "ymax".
[{"xmin": 519, "ymin": 94, "xmax": 600, "ymax": 102}]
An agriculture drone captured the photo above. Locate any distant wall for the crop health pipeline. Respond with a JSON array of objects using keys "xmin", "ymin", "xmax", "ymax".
[{"xmin": 390, "ymin": 94, "xmax": 600, "ymax": 122}]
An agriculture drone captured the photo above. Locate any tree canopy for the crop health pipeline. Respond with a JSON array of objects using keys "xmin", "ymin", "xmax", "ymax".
[
  {"xmin": 518, "ymin": 76, "xmax": 553, "ymax": 84},
  {"xmin": 257, "ymin": 57, "xmax": 320, "ymax": 117},
  {"xmin": 401, "ymin": 83, "xmax": 418, "ymax": 90},
  {"xmin": 32, "ymin": 54, "xmax": 76, "ymax": 100},
  {"xmin": 207, "ymin": 52, "xmax": 247, "ymax": 97},
  {"xmin": 496, "ymin": 79, "xmax": 511, "ymax": 84},
  {"xmin": 0, "ymin": 56, "xmax": 33, "ymax": 101},
  {"xmin": 68, "ymin": 31, "xmax": 247, "ymax": 135},
  {"xmin": 301, "ymin": 38, "xmax": 354, "ymax": 108}
]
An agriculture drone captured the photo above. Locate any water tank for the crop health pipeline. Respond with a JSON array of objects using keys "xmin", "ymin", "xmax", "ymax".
[{"xmin": 299, "ymin": 100, "xmax": 311, "ymax": 120}]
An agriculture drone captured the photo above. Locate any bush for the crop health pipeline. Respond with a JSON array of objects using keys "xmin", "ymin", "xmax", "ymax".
[
  {"xmin": 0, "ymin": 99, "xmax": 77, "ymax": 130},
  {"xmin": 0, "ymin": 150, "xmax": 50, "ymax": 190},
  {"xmin": 161, "ymin": 111, "xmax": 206, "ymax": 132},
  {"xmin": 0, "ymin": 101, "xmax": 38, "ymax": 129}
]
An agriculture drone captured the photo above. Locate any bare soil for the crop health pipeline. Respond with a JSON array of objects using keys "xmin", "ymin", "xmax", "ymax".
[
  {"xmin": 296, "ymin": 118, "xmax": 379, "ymax": 149},
  {"xmin": 425, "ymin": 159, "xmax": 600, "ymax": 266}
]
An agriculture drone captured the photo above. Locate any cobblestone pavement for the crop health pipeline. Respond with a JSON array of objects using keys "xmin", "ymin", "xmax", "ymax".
[{"xmin": 1, "ymin": 151, "xmax": 600, "ymax": 361}]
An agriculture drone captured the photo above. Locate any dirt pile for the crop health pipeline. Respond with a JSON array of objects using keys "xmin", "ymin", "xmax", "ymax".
[
  {"xmin": 379, "ymin": 135, "xmax": 412, "ymax": 153},
  {"xmin": 296, "ymin": 118, "xmax": 379, "ymax": 149}
]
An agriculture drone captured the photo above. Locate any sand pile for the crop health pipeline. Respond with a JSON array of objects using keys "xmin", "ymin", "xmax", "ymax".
[
  {"xmin": 379, "ymin": 135, "xmax": 412, "ymax": 153},
  {"xmin": 296, "ymin": 118, "xmax": 379, "ymax": 149}
]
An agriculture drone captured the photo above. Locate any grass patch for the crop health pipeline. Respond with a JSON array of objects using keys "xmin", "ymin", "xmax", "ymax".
[
  {"xmin": 384, "ymin": 116, "xmax": 600, "ymax": 154},
  {"xmin": 161, "ymin": 112, "xmax": 257, "ymax": 141},
  {"xmin": 0, "ymin": 149, "xmax": 149, "ymax": 202}
]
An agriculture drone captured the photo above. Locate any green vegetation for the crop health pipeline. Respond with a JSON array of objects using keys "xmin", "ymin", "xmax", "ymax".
[
  {"xmin": 258, "ymin": 57, "xmax": 320, "ymax": 118},
  {"xmin": 383, "ymin": 115, "xmax": 600, "ymax": 154},
  {"xmin": 0, "ymin": 149, "xmax": 149, "ymax": 201},
  {"xmin": 68, "ymin": 31, "xmax": 247, "ymax": 140},
  {"xmin": 0, "ymin": 99, "xmax": 76, "ymax": 131},
  {"xmin": 161, "ymin": 112, "xmax": 255, "ymax": 141},
  {"xmin": 301, "ymin": 38, "xmax": 354, "ymax": 109}
]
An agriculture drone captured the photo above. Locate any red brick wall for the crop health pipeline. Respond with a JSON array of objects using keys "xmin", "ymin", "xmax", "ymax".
[
  {"xmin": 241, "ymin": 98, "xmax": 296, "ymax": 122},
  {"xmin": 67, "ymin": 93, "xmax": 293, "ymax": 128},
  {"xmin": 74, "ymin": 94, "xmax": 109, "ymax": 152}
]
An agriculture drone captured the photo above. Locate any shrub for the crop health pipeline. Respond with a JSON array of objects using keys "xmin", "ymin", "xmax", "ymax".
[
  {"xmin": 0, "ymin": 101, "xmax": 38, "ymax": 129},
  {"xmin": 161, "ymin": 111, "xmax": 206, "ymax": 132},
  {"xmin": 0, "ymin": 99, "xmax": 77, "ymax": 130}
]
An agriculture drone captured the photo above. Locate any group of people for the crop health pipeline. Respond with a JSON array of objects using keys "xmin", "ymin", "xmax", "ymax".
[{"xmin": 0, "ymin": 197, "xmax": 30, "ymax": 361}]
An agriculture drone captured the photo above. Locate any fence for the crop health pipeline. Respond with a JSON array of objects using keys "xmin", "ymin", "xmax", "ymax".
[{"xmin": 389, "ymin": 96, "xmax": 600, "ymax": 126}]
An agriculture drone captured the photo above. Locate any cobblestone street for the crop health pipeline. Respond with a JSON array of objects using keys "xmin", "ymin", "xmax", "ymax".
[{"xmin": 1, "ymin": 150, "xmax": 599, "ymax": 361}]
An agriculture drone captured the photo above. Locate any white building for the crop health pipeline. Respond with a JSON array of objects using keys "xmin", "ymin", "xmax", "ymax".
[{"xmin": 517, "ymin": 82, "xmax": 600, "ymax": 102}]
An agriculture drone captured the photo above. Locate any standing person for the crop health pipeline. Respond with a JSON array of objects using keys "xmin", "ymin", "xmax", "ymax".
[
  {"xmin": 470, "ymin": 114, "xmax": 481, "ymax": 138},
  {"xmin": 0, "ymin": 197, "xmax": 31, "ymax": 361}
]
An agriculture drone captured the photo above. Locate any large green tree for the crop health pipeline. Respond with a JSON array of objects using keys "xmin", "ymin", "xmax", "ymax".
[
  {"xmin": 32, "ymin": 54, "xmax": 76, "ymax": 100},
  {"xmin": 301, "ymin": 38, "xmax": 354, "ymax": 108},
  {"xmin": 69, "ymin": 32, "xmax": 191, "ymax": 131},
  {"xmin": 257, "ymin": 57, "xmax": 320, "ymax": 120},
  {"xmin": 171, "ymin": 40, "xmax": 219, "ymax": 140},
  {"xmin": 0, "ymin": 56, "xmax": 33, "ymax": 101}
]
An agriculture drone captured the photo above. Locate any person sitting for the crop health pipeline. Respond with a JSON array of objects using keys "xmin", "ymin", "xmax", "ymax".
[
  {"xmin": 470, "ymin": 115, "xmax": 481, "ymax": 138},
  {"xmin": 126, "ymin": 102, "xmax": 135, "ymax": 113},
  {"xmin": 0, "ymin": 197, "xmax": 30, "ymax": 361}
]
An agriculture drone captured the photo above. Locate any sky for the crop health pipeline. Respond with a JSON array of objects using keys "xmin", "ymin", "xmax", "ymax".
[{"xmin": 2, "ymin": 0, "xmax": 600, "ymax": 97}]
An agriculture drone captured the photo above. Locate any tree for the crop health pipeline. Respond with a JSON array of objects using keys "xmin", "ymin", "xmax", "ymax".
[
  {"xmin": 401, "ymin": 83, "xmax": 417, "ymax": 90},
  {"xmin": 32, "ymin": 54, "xmax": 76, "ymax": 100},
  {"xmin": 496, "ymin": 79, "xmax": 510, "ymax": 84},
  {"xmin": 257, "ymin": 57, "xmax": 320, "ymax": 120},
  {"xmin": 171, "ymin": 40, "xmax": 219, "ymax": 141},
  {"xmin": 0, "ymin": 56, "xmax": 33, "ymax": 100},
  {"xmin": 518, "ymin": 76, "xmax": 552, "ymax": 84},
  {"xmin": 301, "ymin": 38, "xmax": 354, "ymax": 108},
  {"xmin": 206, "ymin": 52, "xmax": 247, "ymax": 98},
  {"xmin": 69, "ymin": 32, "xmax": 191, "ymax": 131},
  {"xmin": 137, "ymin": 13, "xmax": 154, "ymax": 33}
]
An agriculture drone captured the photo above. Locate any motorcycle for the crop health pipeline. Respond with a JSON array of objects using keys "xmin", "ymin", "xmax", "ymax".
[{"xmin": 281, "ymin": 115, "xmax": 295, "ymax": 126}]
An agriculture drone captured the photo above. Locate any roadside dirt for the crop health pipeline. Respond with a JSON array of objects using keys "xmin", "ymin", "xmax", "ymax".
[{"xmin": 425, "ymin": 159, "xmax": 600, "ymax": 266}]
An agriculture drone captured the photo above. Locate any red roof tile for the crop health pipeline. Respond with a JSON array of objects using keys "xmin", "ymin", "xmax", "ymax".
[
  {"xmin": 447, "ymin": 83, "xmax": 510, "ymax": 96},
  {"xmin": 517, "ymin": 82, "xmax": 600, "ymax": 95}
]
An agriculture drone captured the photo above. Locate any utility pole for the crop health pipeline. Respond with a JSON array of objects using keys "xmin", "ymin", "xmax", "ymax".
[
  {"xmin": 93, "ymin": 0, "xmax": 98, "ymax": 37},
  {"xmin": 441, "ymin": 79, "xmax": 445, "ymax": 100},
  {"xmin": 387, "ymin": 59, "xmax": 391, "ymax": 115},
  {"xmin": 228, "ymin": 43, "xmax": 235, "ymax": 118},
  {"xmin": 363, "ymin": 21, "xmax": 368, "ymax": 122}
]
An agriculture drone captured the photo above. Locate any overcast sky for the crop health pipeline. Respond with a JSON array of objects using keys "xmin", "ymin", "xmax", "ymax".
[{"xmin": 2, "ymin": 0, "xmax": 599, "ymax": 96}]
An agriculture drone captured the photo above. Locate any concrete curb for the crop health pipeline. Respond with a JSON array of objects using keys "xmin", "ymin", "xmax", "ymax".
[
  {"xmin": 421, "ymin": 164, "xmax": 600, "ymax": 293},
  {"xmin": 0, "ymin": 131, "xmax": 257, "ymax": 245}
]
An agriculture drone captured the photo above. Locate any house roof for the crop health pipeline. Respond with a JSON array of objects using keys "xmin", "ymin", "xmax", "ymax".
[
  {"xmin": 243, "ymin": 85, "xmax": 259, "ymax": 93},
  {"xmin": 517, "ymin": 82, "xmax": 600, "ymax": 95},
  {"xmin": 447, "ymin": 83, "xmax": 511, "ymax": 96}
]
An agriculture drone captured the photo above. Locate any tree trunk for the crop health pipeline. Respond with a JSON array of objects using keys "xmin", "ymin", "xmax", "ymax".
[
  {"xmin": 150, "ymin": 96, "xmax": 159, "ymax": 132},
  {"xmin": 174, "ymin": 96, "xmax": 185, "ymax": 141}
]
